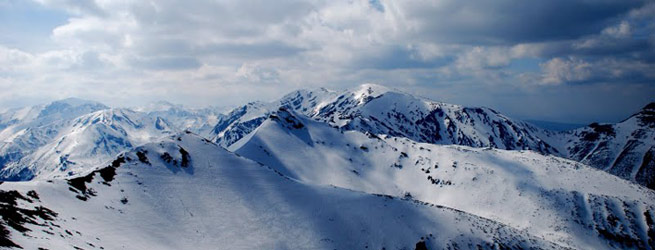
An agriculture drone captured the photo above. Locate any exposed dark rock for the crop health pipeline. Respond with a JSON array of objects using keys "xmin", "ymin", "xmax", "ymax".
[
  {"xmin": 415, "ymin": 240, "xmax": 428, "ymax": 250},
  {"xmin": 179, "ymin": 147, "xmax": 191, "ymax": 168},
  {"xmin": 136, "ymin": 150, "xmax": 150, "ymax": 165},
  {"xmin": 0, "ymin": 190, "xmax": 58, "ymax": 248}
]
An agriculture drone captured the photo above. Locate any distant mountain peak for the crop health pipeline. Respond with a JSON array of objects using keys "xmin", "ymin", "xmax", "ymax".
[
  {"xmin": 350, "ymin": 83, "xmax": 391, "ymax": 102},
  {"xmin": 134, "ymin": 100, "xmax": 183, "ymax": 113},
  {"xmin": 642, "ymin": 102, "xmax": 655, "ymax": 111},
  {"xmin": 636, "ymin": 101, "xmax": 655, "ymax": 127},
  {"xmin": 47, "ymin": 97, "xmax": 107, "ymax": 108},
  {"xmin": 35, "ymin": 98, "xmax": 109, "ymax": 122}
]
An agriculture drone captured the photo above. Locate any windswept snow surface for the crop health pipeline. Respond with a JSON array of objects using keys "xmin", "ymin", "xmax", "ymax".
[
  {"xmin": 0, "ymin": 133, "xmax": 563, "ymax": 250},
  {"xmin": 232, "ymin": 108, "xmax": 655, "ymax": 249}
]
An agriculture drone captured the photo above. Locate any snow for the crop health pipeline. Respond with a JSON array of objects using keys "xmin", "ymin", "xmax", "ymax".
[
  {"xmin": 231, "ymin": 109, "xmax": 655, "ymax": 249},
  {"xmin": 0, "ymin": 108, "xmax": 174, "ymax": 181},
  {"xmin": 0, "ymin": 133, "xmax": 562, "ymax": 249},
  {"xmin": 0, "ymin": 86, "xmax": 653, "ymax": 249}
]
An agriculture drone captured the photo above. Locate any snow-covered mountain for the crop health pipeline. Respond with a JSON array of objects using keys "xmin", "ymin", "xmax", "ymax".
[
  {"xmin": 0, "ymin": 99, "xmax": 229, "ymax": 181},
  {"xmin": 213, "ymin": 84, "xmax": 655, "ymax": 189},
  {"xmin": 211, "ymin": 88, "xmax": 338, "ymax": 147},
  {"xmin": 230, "ymin": 108, "xmax": 655, "ymax": 249},
  {"xmin": 0, "ymin": 108, "xmax": 174, "ymax": 180},
  {"xmin": 134, "ymin": 101, "xmax": 226, "ymax": 139},
  {"xmin": 212, "ymin": 84, "xmax": 557, "ymax": 155},
  {"xmin": 0, "ymin": 88, "xmax": 653, "ymax": 249},
  {"xmin": 0, "ymin": 98, "xmax": 109, "ymax": 179},
  {"xmin": 549, "ymin": 102, "xmax": 655, "ymax": 189},
  {"xmin": 0, "ymin": 132, "xmax": 563, "ymax": 249}
]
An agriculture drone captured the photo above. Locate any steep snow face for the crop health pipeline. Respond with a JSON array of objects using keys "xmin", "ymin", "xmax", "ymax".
[
  {"xmin": 548, "ymin": 103, "xmax": 655, "ymax": 189},
  {"xmin": 0, "ymin": 109, "xmax": 174, "ymax": 181},
  {"xmin": 231, "ymin": 109, "xmax": 655, "ymax": 249},
  {"xmin": 0, "ymin": 133, "xmax": 562, "ymax": 250},
  {"xmin": 0, "ymin": 99, "xmax": 109, "ymax": 179},
  {"xmin": 135, "ymin": 101, "xmax": 225, "ymax": 138},
  {"xmin": 213, "ymin": 84, "xmax": 557, "ymax": 155}
]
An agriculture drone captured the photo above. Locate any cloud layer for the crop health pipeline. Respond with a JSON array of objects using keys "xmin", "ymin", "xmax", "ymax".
[{"xmin": 1, "ymin": 0, "xmax": 654, "ymax": 123}]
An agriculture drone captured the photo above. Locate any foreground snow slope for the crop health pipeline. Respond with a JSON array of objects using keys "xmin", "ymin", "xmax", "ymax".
[
  {"xmin": 0, "ymin": 133, "xmax": 562, "ymax": 249},
  {"xmin": 232, "ymin": 108, "xmax": 655, "ymax": 249}
]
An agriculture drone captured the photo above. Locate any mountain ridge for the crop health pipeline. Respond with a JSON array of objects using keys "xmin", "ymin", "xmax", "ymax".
[
  {"xmin": 0, "ymin": 132, "xmax": 566, "ymax": 249},
  {"xmin": 230, "ymin": 107, "xmax": 655, "ymax": 249}
]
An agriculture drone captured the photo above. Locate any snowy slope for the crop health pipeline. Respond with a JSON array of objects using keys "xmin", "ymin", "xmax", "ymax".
[
  {"xmin": 231, "ymin": 108, "xmax": 655, "ymax": 249},
  {"xmin": 0, "ymin": 108, "xmax": 174, "ymax": 181},
  {"xmin": 0, "ymin": 99, "xmax": 109, "ymax": 179},
  {"xmin": 0, "ymin": 132, "xmax": 563, "ymax": 249},
  {"xmin": 213, "ymin": 84, "xmax": 557, "ymax": 156},
  {"xmin": 544, "ymin": 103, "xmax": 655, "ymax": 189}
]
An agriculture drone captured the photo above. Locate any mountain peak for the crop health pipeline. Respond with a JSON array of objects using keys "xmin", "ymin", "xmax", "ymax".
[
  {"xmin": 636, "ymin": 101, "xmax": 655, "ymax": 127},
  {"xmin": 352, "ymin": 83, "xmax": 390, "ymax": 95},
  {"xmin": 134, "ymin": 100, "xmax": 183, "ymax": 113},
  {"xmin": 48, "ymin": 97, "xmax": 107, "ymax": 108},
  {"xmin": 641, "ymin": 102, "xmax": 655, "ymax": 112},
  {"xmin": 36, "ymin": 98, "xmax": 108, "ymax": 120}
]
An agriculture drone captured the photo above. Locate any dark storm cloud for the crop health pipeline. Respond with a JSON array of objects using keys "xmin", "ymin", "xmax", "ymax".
[{"xmin": 404, "ymin": 0, "xmax": 648, "ymax": 44}]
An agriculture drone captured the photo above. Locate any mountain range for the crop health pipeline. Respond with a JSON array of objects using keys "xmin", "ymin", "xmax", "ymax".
[{"xmin": 1, "ymin": 84, "xmax": 654, "ymax": 249}]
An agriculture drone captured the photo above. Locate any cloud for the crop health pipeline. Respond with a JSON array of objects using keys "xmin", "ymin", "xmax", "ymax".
[
  {"xmin": 0, "ymin": 0, "xmax": 652, "ymax": 123},
  {"xmin": 540, "ymin": 57, "xmax": 593, "ymax": 85},
  {"xmin": 390, "ymin": 0, "xmax": 648, "ymax": 44}
]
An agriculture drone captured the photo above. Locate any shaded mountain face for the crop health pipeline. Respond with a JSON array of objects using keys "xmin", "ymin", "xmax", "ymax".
[
  {"xmin": 0, "ymin": 133, "xmax": 562, "ymax": 250},
  {"xmin": 553, "ymin": 103, "xmax": 655, "ymax": 189},
  {"xmin": 230, "ymin": 108, "xmax": 655, "ymax": 249},
  {"xmin": 212, "ymin": 84, "xmax": 558, "ymax": 154}
]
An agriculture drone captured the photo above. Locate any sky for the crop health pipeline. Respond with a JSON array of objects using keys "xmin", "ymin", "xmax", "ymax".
[{"xmin": 0, "ymin": 0, "xmax": 654, "ymax": 124}]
